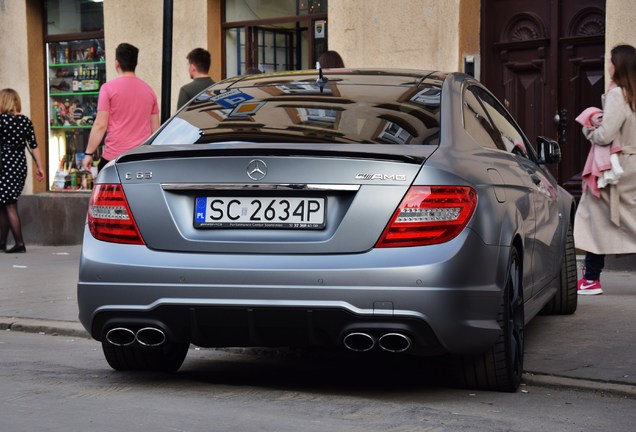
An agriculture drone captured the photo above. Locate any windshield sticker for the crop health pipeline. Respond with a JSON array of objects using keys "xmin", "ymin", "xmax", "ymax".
[
  {"xmin": 229, "ymin": 101, "xmax": 265, "ymax": 118},
  {"xmin": 212, "ymin": 89, "xmax": 254, "ymax": 108}
]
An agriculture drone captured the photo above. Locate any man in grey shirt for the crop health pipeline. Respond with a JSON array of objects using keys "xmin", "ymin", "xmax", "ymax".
[{"xmin": 177, "ymin": 48, "xmax": 215, "ymax": 109}]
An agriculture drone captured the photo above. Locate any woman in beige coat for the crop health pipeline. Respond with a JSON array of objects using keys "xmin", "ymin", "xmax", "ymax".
[{"xmin": 574, "ymin": 44, "xmax": 636, "ymax": 295}]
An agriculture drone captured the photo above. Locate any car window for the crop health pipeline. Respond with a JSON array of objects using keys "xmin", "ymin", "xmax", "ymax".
[
  {"xmin": 469, "ymin": 86, "xmax": 532, "ymax": 160},
  {"xmin": 152, "ymin": 80, "xmax": 441, "ymax": 146},
  {"xmin": 462, "ymin": 87, "xmax": 501, "ymax": 149}
]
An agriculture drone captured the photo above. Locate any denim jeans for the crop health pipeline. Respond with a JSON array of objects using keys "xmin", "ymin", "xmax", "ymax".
[{"xmin": 584, "ymin": 252, "xmax": 605, "ymax": 280}]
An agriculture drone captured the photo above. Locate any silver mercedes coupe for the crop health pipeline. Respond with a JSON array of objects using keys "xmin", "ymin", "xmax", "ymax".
[{"xmin": 78, "ymin": 69, "xmax": 577, "ymax": 392}]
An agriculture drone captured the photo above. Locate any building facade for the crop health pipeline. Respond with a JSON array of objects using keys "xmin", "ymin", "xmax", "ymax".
[{"xmin": 1, "ymin": 0, "xmax": 635, "ymax": 244}]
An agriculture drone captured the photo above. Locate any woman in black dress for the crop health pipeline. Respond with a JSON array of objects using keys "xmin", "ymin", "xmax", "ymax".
[{"xmin": 0, "ymin": 88, "xmax": 44, "ymax": 253}]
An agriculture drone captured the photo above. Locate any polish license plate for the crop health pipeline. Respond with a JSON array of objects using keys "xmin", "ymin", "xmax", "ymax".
[{"xmin": 194, "ymin": 196, "xmax": 326, "ymax": 229}]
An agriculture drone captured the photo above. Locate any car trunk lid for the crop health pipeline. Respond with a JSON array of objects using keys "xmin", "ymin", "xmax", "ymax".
[{"xmin": 113, "ymin": 144, "xmax": 436, "ymax": 254}]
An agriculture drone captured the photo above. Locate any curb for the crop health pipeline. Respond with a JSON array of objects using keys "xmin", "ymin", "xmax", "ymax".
[
  {"xmin": 0, "ymin": 317, "xmax": 89, "ymax": 339},
  {"xmin": 3, "ymin": 315, "xmax": 635, "ymax": 397},
  {"xmin": 523, "ymin": 372, "xmax": 636, "ymax": 399}
]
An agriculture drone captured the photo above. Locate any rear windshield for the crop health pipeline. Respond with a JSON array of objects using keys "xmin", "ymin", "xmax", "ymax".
[{"xmin": 152, "ymin": 80, "xmax": 441, "ymax": 146}]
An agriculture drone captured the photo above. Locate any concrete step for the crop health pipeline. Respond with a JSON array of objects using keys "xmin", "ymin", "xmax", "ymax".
[{"xmin": 605, "ymin": 254, "xmax": 636, "ymax": 271}]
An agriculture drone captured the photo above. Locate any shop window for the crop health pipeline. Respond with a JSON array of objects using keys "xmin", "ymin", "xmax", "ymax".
[
  {"xmin": 225, "ymin": 0, "xmax": 326, "ymax": 21},
  {"xmin": 46, "ymin": 0, "xmax": 104, "ymax": 35},
  {"xmin": 45, "ymin": 0, "xmax": 105, "ymax": 192},
  {"xmin": 226, "ymin": 0, "xmax": 298, "ymax": 22},
  {"xmin": 223, "ymin": 0, "xmax": 328, "ymax": 77}
]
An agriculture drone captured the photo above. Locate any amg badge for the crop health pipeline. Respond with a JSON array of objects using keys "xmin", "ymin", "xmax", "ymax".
[{"xmin": 355, "ymin": 173, "xmax": 407, "ymax": 181}]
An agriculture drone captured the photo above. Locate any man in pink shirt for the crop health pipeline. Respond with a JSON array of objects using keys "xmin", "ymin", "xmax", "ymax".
[{"xmin": 83, "ymin": 43, "xmax": 160, "ymax": 172}]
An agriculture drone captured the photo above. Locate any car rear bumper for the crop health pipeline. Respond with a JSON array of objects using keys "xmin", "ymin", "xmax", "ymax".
[{"xmin": 78, "ymin": 227, "xmax": 509, "ymax": 356}]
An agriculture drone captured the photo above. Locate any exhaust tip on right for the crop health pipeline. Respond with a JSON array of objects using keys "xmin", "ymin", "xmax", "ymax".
[
  {"xmin": 136, "ymin": 327, "xmax": 166, "ymax": 347},
  {"xmin": 378, "ymin": 333, "xmax": 411, "ymax": 353}
]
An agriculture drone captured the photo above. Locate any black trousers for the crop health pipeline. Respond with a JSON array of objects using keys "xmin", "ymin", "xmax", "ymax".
[
  {"xmin": 584, "ymin": 252, "xmax": 605, "ymax": 280},
  {"xmin": 97, "ymin": 156, "xmax": 110, "ymax": 173}
]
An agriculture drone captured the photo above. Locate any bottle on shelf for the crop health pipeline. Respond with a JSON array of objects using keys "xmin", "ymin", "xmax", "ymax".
[
  {"xmin": 70, "ymin": 168, "xmax": 79, "ymax": 189},
  {"xmin": 72, "ymin": 68, "xmax": 79, "ymax": 92},
  {"xmin": 83, "ymin": 67, "xmax": 92, "ymax": 91},
  {"xmin": 92, "ymin": 68, "xmax": 100, "ymax": 90},
  {"xmin": 52, "ymin": 158, "xmax": 67, "ymax": 190},
  {"xmin": 50, "ymin": 45, "xmax": 57, "ymax": 64}
]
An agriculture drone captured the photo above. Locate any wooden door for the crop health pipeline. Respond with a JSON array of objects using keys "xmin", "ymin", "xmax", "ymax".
[{"xmin": 482, "ymin": 0, "xmax": 606, "ymax": 198}]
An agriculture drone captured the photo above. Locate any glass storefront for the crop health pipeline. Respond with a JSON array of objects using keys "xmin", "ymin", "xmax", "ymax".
[
  {"xmin": 46, "ymin": 0, "xmax": 104, "ymax": 35},
  {"xmin": 225, "ymin": 0, "xmax": 327, "ymax": 21},
  {"xmin": 46, "ymin": 38, "xmax": 105, "ymax": 190},
  {"xmin": 223, "ymin": 0, "xmax": 328, "ymax": 77},
  {"xmin": 44, "ymin": 0, "xmax": 105, "ymax": 192},
  {"xmin": 40, "ymin": 1, "xmax": 330, "ymax": 190}
]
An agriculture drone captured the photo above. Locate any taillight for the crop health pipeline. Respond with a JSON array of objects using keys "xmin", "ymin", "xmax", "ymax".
[
  {"xmin": 375, "ymin": 186, "xmax": 477, "ymax": 248},
  {"xmin": 87, "ymin": 184, "xmax": 145, "ymax": 245}
]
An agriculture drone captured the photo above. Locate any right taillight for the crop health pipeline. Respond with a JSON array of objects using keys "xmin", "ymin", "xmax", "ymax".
[
  {"xmin": 375, "ymin": 186, "xmax": 477, "ymax": 248},
  {"xmin": 87, "ymin": 184, "xmax": 145, "ymax": 245}
]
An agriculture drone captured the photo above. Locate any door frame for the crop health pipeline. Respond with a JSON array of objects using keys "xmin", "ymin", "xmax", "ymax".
[
  {"xmin": 221, "ymin": 13, "xmax": 327, "ymax": 78},
  {"xmin": 480, "ymin": 0, "xmax": 606, "ymax": 196}
]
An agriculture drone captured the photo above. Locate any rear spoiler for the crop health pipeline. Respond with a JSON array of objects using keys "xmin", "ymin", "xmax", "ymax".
[{"xmin": 117, "ymin": 142, "xmax": 439, "ymax": 165}]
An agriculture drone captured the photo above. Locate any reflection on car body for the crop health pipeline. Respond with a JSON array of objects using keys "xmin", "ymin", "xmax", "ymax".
[{"xmin": 78, "ymin": 69, "xmax": 577, "ymax": 392}]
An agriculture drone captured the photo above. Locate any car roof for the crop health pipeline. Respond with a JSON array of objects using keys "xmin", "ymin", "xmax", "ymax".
[
  {"xmin": 213, "ymin": 68, "xmax": 448, "ymax": 91},
  {"xmin": 169, "ymin": 68, "xmax": 446, "ymax": 143}
]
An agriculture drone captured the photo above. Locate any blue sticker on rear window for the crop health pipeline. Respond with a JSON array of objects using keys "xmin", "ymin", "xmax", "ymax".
[{"xmin": 212, "ymin": 89, "xmax": 254, "ymax": 108}]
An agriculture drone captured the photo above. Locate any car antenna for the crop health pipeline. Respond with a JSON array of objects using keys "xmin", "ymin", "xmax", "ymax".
[{"xmin": 316, "ymin": 61, "xmax": 328, "ymax": 94}]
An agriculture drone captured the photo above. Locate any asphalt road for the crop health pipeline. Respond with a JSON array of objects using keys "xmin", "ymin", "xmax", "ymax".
[
  {"xmin": 2, "ymin": 330, "xmax": 636, "ymax": 432},
  {"xmin": 2, "ymin": 245, "xmax": 636, "ymax": 398}
]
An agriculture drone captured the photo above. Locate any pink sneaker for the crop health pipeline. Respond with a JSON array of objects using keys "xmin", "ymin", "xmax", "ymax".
[{"xmin": 577, "ymin": 278, "xmax": 603, "ymax": 295}]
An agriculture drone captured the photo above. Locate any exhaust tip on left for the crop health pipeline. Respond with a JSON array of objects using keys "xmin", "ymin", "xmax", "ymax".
[
  {"xmin": 343, "ymin": 332, "xmax": 376, "ymax": 352},
  {"xmin": 105, "ymin": 327, "xmax": 136, "ymax": 346}
]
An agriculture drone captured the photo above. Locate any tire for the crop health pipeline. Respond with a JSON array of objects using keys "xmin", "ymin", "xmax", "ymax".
[
  {"xmin": 541, "ymin": 222, "xmax": 578, "ymax": 315},
  {"xmin": 452, "ymin": 248, "xmax": 524, "ymax": 392},
  {"xmin": 102, "ymin": 341, "xmax": 189, "ymax": 372}
]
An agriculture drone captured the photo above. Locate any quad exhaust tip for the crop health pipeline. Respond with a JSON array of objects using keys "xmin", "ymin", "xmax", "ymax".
[
  {"xmin": 105, "ymin": 326, "xmax": 166, "ymax": 347},
  {"xmin": 105, "ymin": 327, "xmax": 136, "ymax": 346},
  {"xmin": 378, "ymin": 332, "xmax": 411, "ymax": 353},
  {"xmin": 136, "ymin": 327, "xmax": 167, "ymax": 347},
  {"xmin": 343, "ymin": 331, "xmax": 412, "ymax": 353},
  {"xmin": 343, "ymin": 332, "xmax": 377, "ymax": 352}
]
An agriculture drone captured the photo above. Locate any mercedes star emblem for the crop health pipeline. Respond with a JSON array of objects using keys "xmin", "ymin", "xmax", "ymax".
[{"xmin": 247, "ymin": 159, "xmax": 267, "ymax": 181}]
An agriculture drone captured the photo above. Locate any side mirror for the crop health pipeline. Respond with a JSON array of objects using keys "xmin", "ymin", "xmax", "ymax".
[{"xmin": 537, "ymin": 136, "xmax": 561, "ymax": 164}]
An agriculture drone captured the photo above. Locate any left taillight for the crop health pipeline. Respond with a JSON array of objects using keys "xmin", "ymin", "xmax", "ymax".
[
  {"xmin": 87, "ymin": 184, "xmax": 145, "ymax": 245},
  {"xmin": 375, "ymin": 186, "xmax": 477, "ymax": 248}
]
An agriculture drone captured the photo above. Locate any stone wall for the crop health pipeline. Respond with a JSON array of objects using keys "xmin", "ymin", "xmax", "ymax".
[
  {"xmin": 20, "ymin": 194, "xmax": 89, "ymax": 246},
  {"xmin": 0, "ymin": 0, "xmax": 37, "ymax": 195},
  {"xmin": 103, "ymin": 0, "xmax": 211, "ymax": 116},
  {"xmin": 328, "ymin": 0, "xmax": 462, "ymax": 71}
]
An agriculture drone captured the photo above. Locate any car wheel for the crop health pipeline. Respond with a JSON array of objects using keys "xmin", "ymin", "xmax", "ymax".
[
  {"xmin": 541, "ymin": 222, "xmax": 578, "ymax": 315},
  {"xmin": 102, "ymin": 341, "xmax": 189, "ymax": 372},
  {"xmin": 452, "ymin": 248, "xmax": 524, "ymax": 392}
]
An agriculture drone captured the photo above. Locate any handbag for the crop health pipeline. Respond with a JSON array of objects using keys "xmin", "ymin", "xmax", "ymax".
[{"xmin": 25, "ymin": 143, "xmax": 35, "ymax": 161}]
